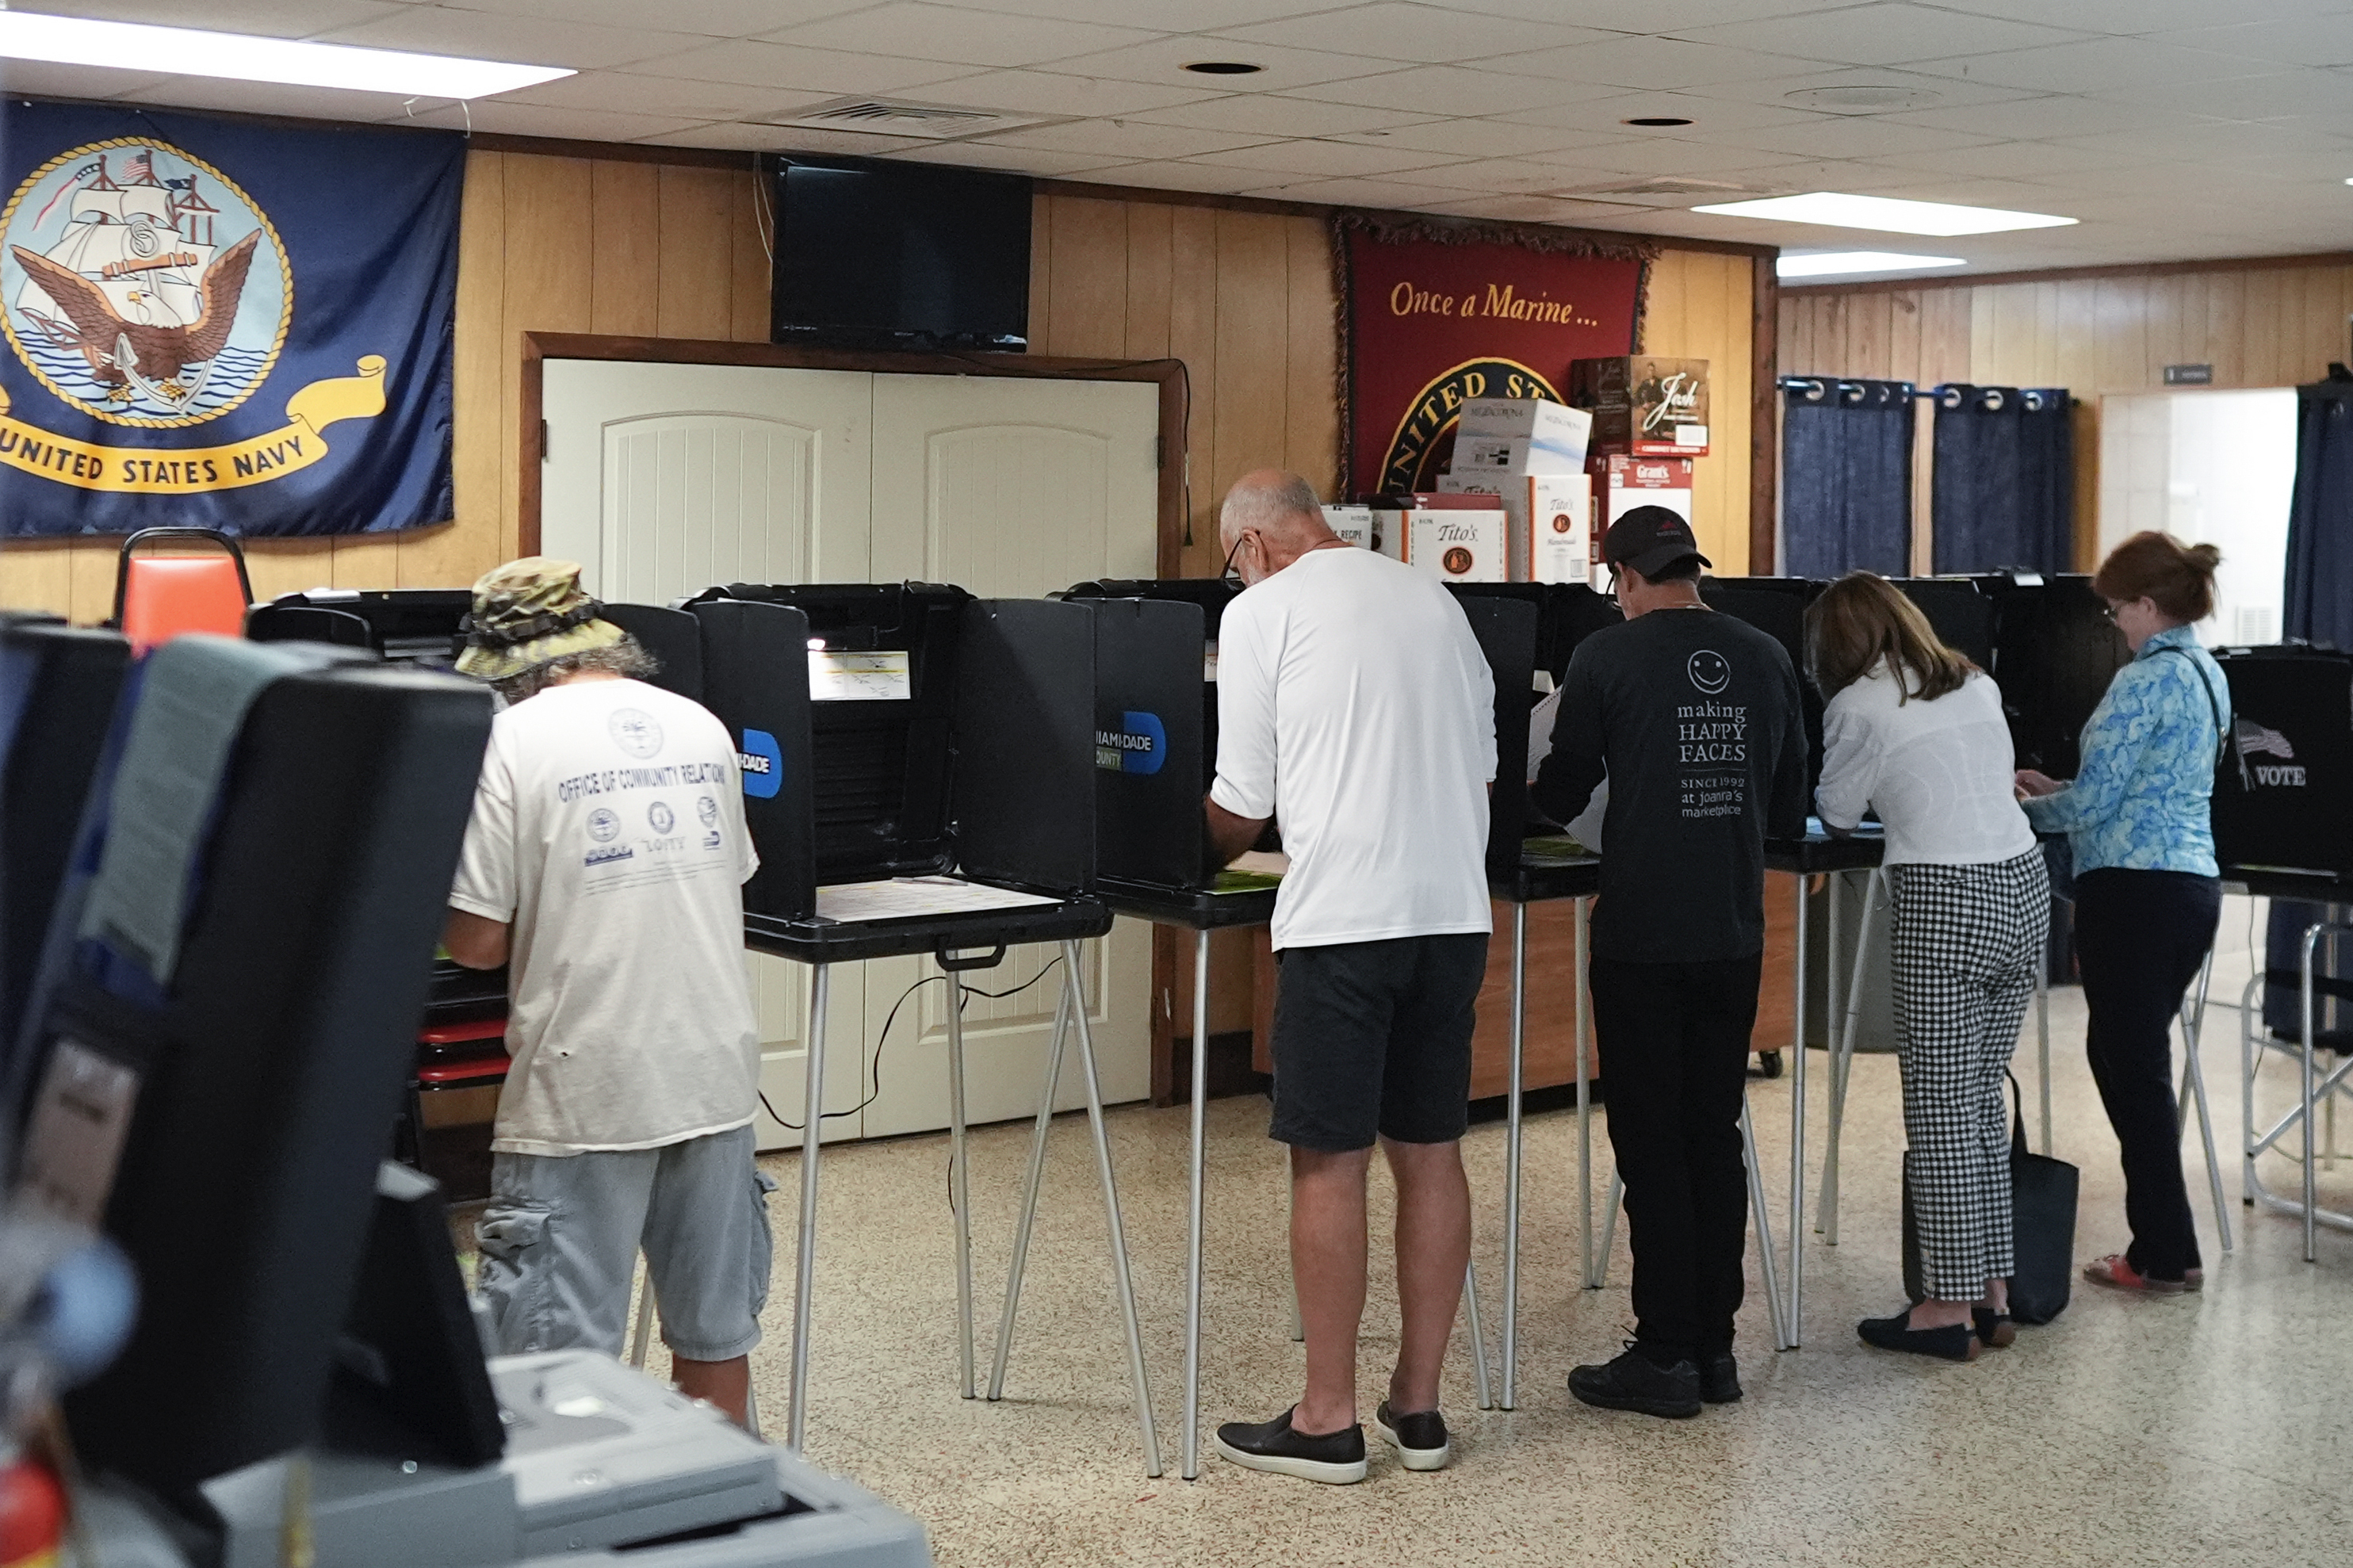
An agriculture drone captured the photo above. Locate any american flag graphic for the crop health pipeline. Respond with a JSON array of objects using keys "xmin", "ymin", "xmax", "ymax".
[
  {"xmin": 122, "ymin": 149, "xmax": 154, "ymax": 182},
  {"xmin": 2235, "ymin": 719, "xmax": 2294, "ymax": 760}
]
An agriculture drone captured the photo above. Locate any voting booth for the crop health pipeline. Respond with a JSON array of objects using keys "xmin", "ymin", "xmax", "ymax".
[{"xmin": 1699, "ymin": 575, "xmax": 1827, "ymax": 791}]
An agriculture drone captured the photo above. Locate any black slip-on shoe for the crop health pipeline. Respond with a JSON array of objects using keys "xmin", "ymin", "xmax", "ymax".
[
  {"xmin": 1213, "ymin": 1408, "xmax": 1367, "ymax": 1484},
  {"xmin": 1972, "ymin": 1306, "xmax": 2017, "ymax": 1348},
  {"xmin": 1567, "ymin": 1344, "xmax": 1702, "ymax": 1419},
  {"xmin": 1858, "ymin": 1311, "xmax": 1979, "ymax": 1361},
  {"xmin": 1699, "ymin": 1350, "xmax": 1742, "ymax": 1403},
  {"xmin": 1373, "ymin": 1401, "xmax": 1449, "ymax": 1471}
]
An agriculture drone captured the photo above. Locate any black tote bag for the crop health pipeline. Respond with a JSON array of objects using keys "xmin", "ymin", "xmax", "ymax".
[{"xmin": 1904, "ymin": 1073, "xmax": 2079, "ymax": 1323}]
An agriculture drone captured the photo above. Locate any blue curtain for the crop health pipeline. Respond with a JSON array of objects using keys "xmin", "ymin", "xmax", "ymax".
[
  {"xmin": 1781, "ymin": 378, "xmax": 1912, "ymax": 578},
  {"xmin": 2285, "ymin": 374, "xmax": 2353, "ymax": 652},
  {"xmin": 1931, "ymin": 385, "xmax": 2073, "ymax": 574}
]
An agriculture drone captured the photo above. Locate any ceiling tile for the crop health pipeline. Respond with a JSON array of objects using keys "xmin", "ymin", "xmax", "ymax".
[
  {"xmin": 759, "ymin": 3, "xmax": 1160, "ymax": 68},
  {"xmin": 1184, "ymin": 138, "xmax": 1463, "ymax": 177},
  {"xmin": 109, "ymin": 76, "xmax": 416, "ymax": 120},
  {"xmin": 1050, "ymin": 159, "xmax": 1267, "ymax": 193},
  {"xmin": 1528, "ymin": 136, "xmax": 1815, "ymax": 177},
  {"xmin": 1043, "ymin": 36, "xmax": 1402, "ymax": 92},
  {"xmin": 1694, "ymin": 65, "xmax": 2045, "ymax": 113},
  {"xmin": 878, "ymin": 141, "xmax": 1132, "ymax": 176},
  {"xmin": 913, "ymin": 70, "xmax": 1223, "ymax": 117},
  {"xmin": 949, "ymin": 0, "xmax": 1341, "ymax": 28},
  {"xmin": 1231, "ymin": 174, "xmax": 1475, "ymax": 208},
  {"xmin": 1494, "ymin": 90, "xmax": 1825, "ymax": 136},
  {"xmin": 1494, "ymin": 36, "xmax": 1815, "ymax": 90},
  {"xmin": 1903, "ymin": 38, "xmax": 2281, "ymax": 94},
  {"xmin": 1130, "ymin": 94, "xmax": 1443, "ymax": 138},
  {"xmin": 2152, "ymin": 17, "xmax": 2353, "ymax": 66},
  {"xmin": 2057, "ymin": 117, "xmax": 2340, "ymax": 163},
  {"xmin": 1214, "ymin": 3, "xmax": 1609, "ymax": 64},
  {"xmin": 389, "ymin": 98, "xmax": 710, "ymax": 141},
  {"xmin": 309, "ymin": 6, "xmax": 702, "ymax": 71},
  {"xmin": 1864, "ymin": 138, "xmax": 2164, "ymax": 180},
  {"xmin": 1433, "ymin": 0, "xmax": 1857, "ymax": 29},
  {"xmin": 627, "ymin": 42, "xmax": 968, "ymax": 94},
  {"xmin": 13, "ymin": 0, "xmax": 403, "ymax": 38},
  {"xmin": 1336, "ymin": 119, "xmax": 1639, "ymax": 157},
  {"xmin": 1416, "ymin": 156, "xmax": 1616, "ymax": 193},
  {"xmin": 495, "ymin": 72, "xmax": 832, "ymax": 122},
  {"xmin": 2108, "ymin": 70, "xmax": 2353, "ymax": 123},
  {"xmin": 978, "ymin": 120, "xmax": 1279, "ymax": 160},
  {"xmin": 1925, "ymin": 0, "xmax": 2336, "ymax": 35},
  {"xmin": 1875, "ymin": 93, "xmax": 2192, "ymax": 140},
  {"xmin": 435, "ymin": 0, "xmax": 873, "ymax": 35},
  {"xmin": 1693, "ymin": 117, "xmax": 2004, "ymax": 159},
  {"xmin": 1672, "ymin": 3, "xmax": 2095, "ymax": 67},
  {"xmin": 644, "ymin": 122, "xmax": 955, "ymax": 155},
  {"xmin": 1284, "ymin": 65, "xmax": 1583, "ymax": 116},
  {"xmin": 0, "ymin": 59, "xmax": 174, "ymax": 101}
]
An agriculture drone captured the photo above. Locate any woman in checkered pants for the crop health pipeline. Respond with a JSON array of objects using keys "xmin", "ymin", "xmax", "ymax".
[{"xmin": 1810, "ymin": 575, "xmax": 2049, "ymax": 1362}]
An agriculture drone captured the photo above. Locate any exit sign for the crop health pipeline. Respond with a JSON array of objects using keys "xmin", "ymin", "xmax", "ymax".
[{"xmin": 2164, "ymin": 363, "xmax": 2213, "ymax": 385}]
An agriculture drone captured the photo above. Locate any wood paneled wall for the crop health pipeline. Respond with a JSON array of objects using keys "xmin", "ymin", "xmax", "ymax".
[
  {"xmin": 1779, "ymin": 259, "xmax": 2353, "ymax": 569},
  {"xmin": 0, "ymin": 148, "xmax": 771, "ymax": 621},
  {"xmin": 1642, "ymin": 246, "xmax": 1756, "ymax": 576}
]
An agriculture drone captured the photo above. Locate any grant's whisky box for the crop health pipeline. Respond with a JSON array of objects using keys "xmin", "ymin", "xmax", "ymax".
[{"xmin": 1570, "ymin": 357, "xmax": 1709, "ymax": 456}]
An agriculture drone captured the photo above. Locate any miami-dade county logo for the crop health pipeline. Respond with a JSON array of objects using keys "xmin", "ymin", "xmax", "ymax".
[
  {"xmin": 0, "ymin": 139, "xmax": 385, "ymax": 491},
  {"xmin": 1380, "ymin": 358, "xmax": 1561, "ymax": 494},
  {"xmin": 1095, "ymin": 710, "xmax": 1166, "ymax": 774}
]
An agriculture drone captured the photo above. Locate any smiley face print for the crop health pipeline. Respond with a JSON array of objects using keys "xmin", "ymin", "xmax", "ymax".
[{"xmin": 1688, "ymin": 649, "xmax": 1731, "ymax": 694}]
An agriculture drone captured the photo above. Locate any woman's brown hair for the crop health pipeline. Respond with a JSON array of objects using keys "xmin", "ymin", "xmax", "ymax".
[
  {"xmin": 1805, "ymin": 572, "xmax": 1976, "ymax": 702},
  {"xmin": 2092, "ymin": 530, "xmax": 2220, "ymax": 621}
]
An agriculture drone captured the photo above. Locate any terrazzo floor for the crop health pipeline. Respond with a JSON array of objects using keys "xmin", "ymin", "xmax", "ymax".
[{"xmin": 511, "ymin": 912, "xmax": 2353, "ymax": 1566}]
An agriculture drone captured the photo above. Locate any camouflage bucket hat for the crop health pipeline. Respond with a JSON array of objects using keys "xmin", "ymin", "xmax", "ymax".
[{"xmin": 455, "ymin": 556, "xmax": 626, "ymax": 681}]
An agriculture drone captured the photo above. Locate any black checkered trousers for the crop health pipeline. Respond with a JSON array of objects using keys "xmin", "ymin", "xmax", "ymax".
[{"xmin": 1888, "ymin": 847, "xmax": 2052, "ymax": 1300}]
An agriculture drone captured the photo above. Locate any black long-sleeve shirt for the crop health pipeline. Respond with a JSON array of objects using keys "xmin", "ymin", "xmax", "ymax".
[{"xmin": 1531, "ymin": 606, "xmax": 1808, "ymax": 962}]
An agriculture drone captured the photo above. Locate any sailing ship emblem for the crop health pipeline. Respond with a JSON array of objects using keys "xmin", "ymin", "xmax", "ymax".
[{"xmin": 0, "ymin": 140, "xmax": 290, "ymax": 428}]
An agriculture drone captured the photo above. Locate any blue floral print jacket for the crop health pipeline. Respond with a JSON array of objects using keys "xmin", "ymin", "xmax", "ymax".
[{"xmin": 2022, "ymin": 625, "xmax": 2229, "ymax": 876}]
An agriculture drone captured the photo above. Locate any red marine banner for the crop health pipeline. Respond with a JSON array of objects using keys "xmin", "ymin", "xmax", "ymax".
[{"xmin": 1336, "ymin": 214, "xmax": 1651, "ymax": 496}]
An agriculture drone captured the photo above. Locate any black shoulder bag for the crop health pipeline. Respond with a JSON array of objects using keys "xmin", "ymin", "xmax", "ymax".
[{"xmin": 1903, "ymin": 1072, "xmax": 2079, "ymax": 1323}]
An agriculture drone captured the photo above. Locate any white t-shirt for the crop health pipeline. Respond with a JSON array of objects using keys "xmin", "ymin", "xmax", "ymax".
[
  {"xmin": 1815, "ymin": 661, "xmax": 2037, "ymax": 866},
  {"xmin": 450, "ymin": 678, "xmax": 762, "ymax": 1156},
  {"xmin": 1211, "ymin": 545, "xmax": 1495, "ymax": 950}
]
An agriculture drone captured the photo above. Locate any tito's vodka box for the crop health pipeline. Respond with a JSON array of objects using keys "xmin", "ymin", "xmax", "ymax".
[
  {"xmin": 1588, "ymin": 455, "xmax": 1694, "ymax": 591},
  {"xmin": 1570, "ymin": 356, "xmax": 1709, "ymax": 456},
  {"xmin": 1369, "ymin": 493, "xmax": 1507, "ymax": 583},
  {"xmin": 1437, "ymin": 472, "xmax": 1590, "ymax": 584},
  {"xmin": 1322, "ymin": 504, "xmax": 1375, "ymax": 549}
]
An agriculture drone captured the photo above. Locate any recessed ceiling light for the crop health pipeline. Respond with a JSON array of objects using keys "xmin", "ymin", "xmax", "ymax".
[
  {"xmin": 0, "ymin": 11, "xmax": 570, "ymax": 98},
  {"xmin": 1622, "ymin": 116, "xmax": 1693, "ymax": 127},
  {"xmin": 1777, "ymin": 251, "xmax": 1966, "ymax": 279},
  {"xmin": 1786, "ymin": 85, "xmax": 1941, "ymax": 111},
  {"xmin": 1692, "ymin": 191, "xmax": 2076, "ymax": 236},
  {"xmin": 1183, "ymin": 61, "xmax": 1262, "ymax": 75}
]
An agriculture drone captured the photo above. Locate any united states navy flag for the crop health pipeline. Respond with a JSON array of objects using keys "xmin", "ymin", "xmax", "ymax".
[{"xmin": 0, "ymin": 102, "xmax": 460, "ymax": 537}]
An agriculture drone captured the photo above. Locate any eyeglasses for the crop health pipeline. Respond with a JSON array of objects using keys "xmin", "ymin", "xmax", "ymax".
[{"xmin": 1222, "ymin": 533, "xmax": 1249, "ymax": 591}]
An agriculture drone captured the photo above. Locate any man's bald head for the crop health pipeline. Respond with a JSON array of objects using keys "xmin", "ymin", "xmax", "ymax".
[{"xmin": 1220, "ymin": 469, "xmax": 1340, "ymax": 583}]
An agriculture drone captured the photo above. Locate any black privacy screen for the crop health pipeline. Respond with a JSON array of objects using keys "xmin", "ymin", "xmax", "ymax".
[{"xmin": 1089, "ymin": 597, "xmax": 1206, "ymax": 890}]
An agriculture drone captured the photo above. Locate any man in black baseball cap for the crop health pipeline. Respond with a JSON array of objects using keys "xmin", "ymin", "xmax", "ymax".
[{"xmin": 1530, "ymin": 504, "xmax": 1806, "ymax": 1420}]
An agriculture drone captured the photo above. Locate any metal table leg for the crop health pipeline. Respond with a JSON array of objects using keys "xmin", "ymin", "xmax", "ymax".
[
  {"xmin": 946, "ymin": 965, "xmax": 976, "ymax": 1401},
  {"xmin": 1502, "ymin": 902, "xmax": 1526, "ymax": 1409},
  {"xmin": 1062, "ymin": 939, "xmax": 1164, "ymax": 1477},
  {"xmin": 986, "ymin": 981, "xmax": 1073, "ymax": 1399},
  {"xmin": 786, "ymin": 962, "xmax": 829, "ymax": 1451},
  {"xmin": 1597, "ymin": 1170, "xmax": 1623, "ymax": 1285},
  {"xmin": 1183, "ymin": 927, "xmax": 1210, "ymax": 1480},
  {"xmin": 1576, "ymin": 897, "xmax": 1597, "ymax": 1291},
  {"xmin": 1821, "ymin": 870, "xmax": 1877, "ymax": 1246},
  {"xmin": 1743, "ymin": 1094, "xmax": 1790, "ymax": 1353},
  {"xmin": 1463, "ymin": 1260, "xmax": 1493, "ymax": 1411},
  {"xmin": 1788, "ymin": 874, "xmax": 1808, "ymax": 1348},
  {"xmin": 2174, "ymin": 947, "xmax": 2232, "ymax": 1254}
]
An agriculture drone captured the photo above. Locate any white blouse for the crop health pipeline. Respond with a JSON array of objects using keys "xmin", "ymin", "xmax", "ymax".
[{"xmin": 1815, "ymin": 661, "xmax": 2037, "ymax": 866}]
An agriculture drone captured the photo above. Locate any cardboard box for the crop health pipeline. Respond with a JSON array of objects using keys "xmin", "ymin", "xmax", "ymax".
[
  {"xmin": 1322, "ymin": 504, "xmax": 1375, "ymax": 549},
  {"xmin": 1589, "ymin": 454, "xmax": 1695, "ymax": 591},
  {"xmin": 1369, "ymin": 494, "xmax": 1508, "ymax": 583},
  {"xmin": 1570, "ymin": 357, "xmax": 1709, "ymax": 455},
  {"xmin": 1456, "ymin": 397, "xmax": 1592, "ymax": 461},
  {"xmin": 1437, "ymin": 472, "xmax": 1590, "ymax": 584},
  {"xmin": 1452, "ymin": 434, "xmax": 1583, "ymax": 476}
]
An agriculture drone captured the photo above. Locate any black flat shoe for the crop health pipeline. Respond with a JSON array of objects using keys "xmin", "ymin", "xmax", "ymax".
[
  {"xmin": 1568, "ymin": 1343, "xmax": 1702, "ymax": 1418},
  {"xmin": 1858, "ymin": 1311, "xmax": 1980, "ymax": 1362},
  {"xmin": 1699, "ymin": 1350, "xmax": 1742, "ymax": 1404},
  {"xmin": 1213, "ymin": 1408, "xmax": 1366, "ymax": 1484},
  {"xmin": 1972, "ymin": 1306, "xmax": 2017, "ymax": 1348}
]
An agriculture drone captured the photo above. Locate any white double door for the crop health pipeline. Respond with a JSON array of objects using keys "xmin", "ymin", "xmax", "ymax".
[{"xmin": 541, "ymin": 359, "xmax": 1161, "ymax": 1150}]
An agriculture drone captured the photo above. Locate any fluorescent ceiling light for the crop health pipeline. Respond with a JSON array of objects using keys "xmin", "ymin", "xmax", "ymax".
[
  {"xmin": 0, "ymin": 12, "xmax": 572, "ymax": 99},
  {"xmin": 1692, "ymin": 191, "xmax": 2076, "ymax": 236},
  {"xmin": 1777, "ymin": 251, "xmax": 1965, "ymax": 279}
]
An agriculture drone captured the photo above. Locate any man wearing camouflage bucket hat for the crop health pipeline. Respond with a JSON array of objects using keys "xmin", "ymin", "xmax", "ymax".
[{"xmin": 442, "ymin": 557, "xmax": 772, "ymax": 1427}]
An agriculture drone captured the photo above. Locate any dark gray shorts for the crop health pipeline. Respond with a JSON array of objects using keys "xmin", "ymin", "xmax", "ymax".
[{"xmin": 1268, "ymin": 933, "xmax": 1489, "ymax": 1151}]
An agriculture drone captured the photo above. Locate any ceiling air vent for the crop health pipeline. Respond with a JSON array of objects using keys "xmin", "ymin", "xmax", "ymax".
[
  {"xmin": 1545, "ymin": 176, "xmax": 1774, "ymax": 207},
  {"xmin": 760, "ymin": 97, "xmax": 1066, "ymax": 141}
]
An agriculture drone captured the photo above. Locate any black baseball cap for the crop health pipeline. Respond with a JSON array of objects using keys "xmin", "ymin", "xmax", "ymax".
[{"xmin": 1601, "ymin": 504, "xmax": 1710, "ymax": 579}]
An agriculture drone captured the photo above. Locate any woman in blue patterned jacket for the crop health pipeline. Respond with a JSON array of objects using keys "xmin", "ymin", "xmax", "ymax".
[{"xmin": 2017, "ymin": 531, "xmax": 2228, "ymax": 1295}]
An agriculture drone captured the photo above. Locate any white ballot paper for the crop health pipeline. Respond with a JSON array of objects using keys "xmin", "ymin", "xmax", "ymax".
[
  {"xmin": 808, "ymin": 650, "xmax": 913, "ymax": 702},
  {"xmin": 1523, "ymin": 688, "xmax": 1605, "ymax": 853},
  {"xmin": 814, "ymin": 876, "xmax": 1059, "ymax": 924}
]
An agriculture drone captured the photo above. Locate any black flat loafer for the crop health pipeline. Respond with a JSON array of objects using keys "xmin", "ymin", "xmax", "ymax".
[
  {"xmin": 1972, "ymin": 1306, "xmax": 2017, "ymax": 1348},
  {"xmin": 1858, "ymin": 1311, "xmax": 1980, "ymax": 1361}
]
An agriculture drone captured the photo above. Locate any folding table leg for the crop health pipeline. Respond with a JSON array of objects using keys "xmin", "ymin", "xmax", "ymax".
[
  {"xmin": 1062, "ymin": 939, "xmax": 1164, "ymax": 1478},
  {"xmin": 1576, "ymin": 897, "xmax": 1597, "ymax": 1292},
  {"xmin": 946, "ymin": 965, "xmax": 976, "ymax": 1401},
  {"xmin": 1821, "ymin": 870, "xmax": 1877, "ymax": 1245},
  {"xmin": 786, "ymin": 962, "xmax": 830, "ymax": 1451},
  {"xmin": 1463, "ymin": 1260, "xmax": 1493, "ymax": 1411},
  {"xmin": 1183, "ymin": 927, "xmax": 1211, "ymax": 1480},
  {"xmin": 985, "ymin": 981, "xmax": 1073, "ymax": 1400},
  {"xmin": 1743, "ymin": 1093, "xmax": 1790, "ymax": 1353},
  {"xmin": 1597, "ymin": 1170, "xmax": 1623, "ymax": 1286},
  {"xmin": 628, "ymin": 1253, "xmax": 655, "ymax": 1368},
  {"xmin": 1502, "ymin": 901, "xmax": 1527, "ymax": 1409},
  {"xmin": 2175, "ymin": 947, "xmax": 2232, "ymax": 1254},
  {"xmin": 1788, "ymin": 874, "xmax": 1808, "ymax": 1348}
]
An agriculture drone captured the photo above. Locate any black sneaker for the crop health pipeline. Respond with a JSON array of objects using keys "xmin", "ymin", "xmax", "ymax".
[
  {"xmin": 1567, "ymin": 1343, "xmax": 1702, "ymax": 1419},
  {"xmin": 1213, "ymin": 1408, "xmax": 1367, "ymax": 1484},
  {"xmin": 1700, "ymin": 1350, "xmax": 1742, "ymax": 1404},
  {"xmin": 1373, "ymin": 1400, "xmax": 1449, "ymax": 1471}
]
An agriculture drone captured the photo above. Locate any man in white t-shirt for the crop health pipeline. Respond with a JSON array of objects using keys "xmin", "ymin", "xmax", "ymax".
[
  {"xmin": 1205, "ymin": 471, "xmax": 1496, "ymax": 1485},
  {"xmin": 442, "ymin": 557, "xmax": 768, "ymax": 1426}
]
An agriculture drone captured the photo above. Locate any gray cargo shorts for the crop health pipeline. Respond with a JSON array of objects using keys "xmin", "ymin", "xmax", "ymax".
[{"xmin": 474, "ymin": 1123, "xmax": 775, "ymax": 1363}]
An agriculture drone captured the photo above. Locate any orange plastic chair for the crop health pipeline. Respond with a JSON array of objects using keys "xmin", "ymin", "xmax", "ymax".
[{"xmin": 112, "ymin": 528, "xmax": 253, "ymax": 653}]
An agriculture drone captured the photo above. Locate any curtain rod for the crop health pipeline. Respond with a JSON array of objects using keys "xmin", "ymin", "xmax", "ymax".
[{"xmin": 1777, "ymin": 377, "xmax": 2067, "ymax": 411}]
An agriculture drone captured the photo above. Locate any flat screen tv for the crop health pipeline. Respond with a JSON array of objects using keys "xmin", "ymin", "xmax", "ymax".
[{"xmin": 768, "ymin": 155, "xmax": 1030, "ymax": 353}]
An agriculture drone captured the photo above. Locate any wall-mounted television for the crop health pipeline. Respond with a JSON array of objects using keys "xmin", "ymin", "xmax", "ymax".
[{"xmin": 767, "ymin": 155, "xmax": 1031, "ymax": 353}]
